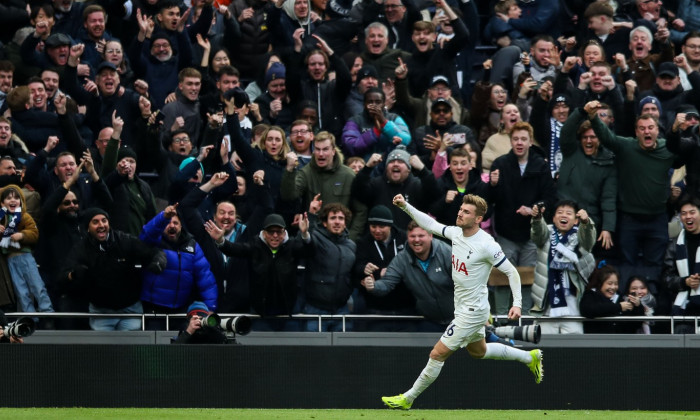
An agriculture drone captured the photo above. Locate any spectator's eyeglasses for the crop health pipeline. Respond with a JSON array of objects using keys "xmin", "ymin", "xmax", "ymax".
[
  {"xmin": 290, "ymin": 129, "xmax": 310, "ymax": 136},
  {"xmin": 265, "ymin": 228, "xmax": 285, "ymax": 236},
  {"xmin": 432, "ymin": 108, "xmax": 451, "ymax": 114},
  {"xmin": 62, "ymin": 199, "xmax": 79, "ymax": 205},
  {"xmin": 172, "ymin": 137, "xmax": 191, "ymax": 144}
]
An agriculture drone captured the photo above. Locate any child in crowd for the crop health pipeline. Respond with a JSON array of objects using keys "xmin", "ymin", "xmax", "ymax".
[
  {"xmin": 0, "ymin": 185, "xmax": 53, "ymax": 315},
  {"xmin": 531, "ymin": 199, "xmax": 596, "ymax": 334},
  {"xmin": 346, "ymin": 156, "xmax": 365, "ymax": 174},
  {"xmin": 484, "ymin": 0, "xmax": 528, "ymax": 51}
]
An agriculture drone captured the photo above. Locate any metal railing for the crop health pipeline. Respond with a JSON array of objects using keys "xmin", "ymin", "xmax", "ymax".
[{"xmin": 6, "ymin": 312, "xmax": 700, "ymax": 334}]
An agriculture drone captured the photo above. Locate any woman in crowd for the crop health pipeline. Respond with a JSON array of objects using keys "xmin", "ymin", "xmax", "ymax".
[{"xmin": 580, "ymin": 264, "xmax": 637, "ymax": 333}]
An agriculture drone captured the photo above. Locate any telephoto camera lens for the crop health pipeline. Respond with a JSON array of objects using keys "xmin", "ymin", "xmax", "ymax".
[
  {"xmin": 201, "ymin": 313, "xmax": 221, "ymax": 328},
  {"xmin": 3, "ymin": 317, "xmax": 36, "ymax": 338},
  {"xmin": 493, "ymin": 324, "xmax": 541, "ymax": 344},
  {"xmin": 220, "ymin": 316, "xmax": 252, "ymax": 336}
]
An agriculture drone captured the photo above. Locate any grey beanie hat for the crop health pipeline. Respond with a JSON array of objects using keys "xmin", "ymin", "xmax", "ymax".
[{"xmin": 386, "ymin": 145, "xmax": 411, "ymax": 169}]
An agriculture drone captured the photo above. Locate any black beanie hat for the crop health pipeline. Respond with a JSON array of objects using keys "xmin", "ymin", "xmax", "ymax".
[
  {"xmin": 117, "ymin": 146, "xmax": 138, "ymax": 162},
  {"xmin": 367, "ymin": 205, "xmax": 394, "ymax": 226},
  {"xmin": 82, "ymin": 207, "xmax": 110, "ymax": 233}
]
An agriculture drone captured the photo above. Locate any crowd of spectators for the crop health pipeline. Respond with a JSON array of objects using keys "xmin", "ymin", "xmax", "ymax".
[{"xmin": 1, "ymin": 0, "xmax": 700, "ymax": 335}]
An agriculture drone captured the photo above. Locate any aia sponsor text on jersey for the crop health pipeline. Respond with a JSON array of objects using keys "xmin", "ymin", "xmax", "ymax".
[{"xmin": 452, "ymin": 254, "xmax": 468, "ymax": 275}]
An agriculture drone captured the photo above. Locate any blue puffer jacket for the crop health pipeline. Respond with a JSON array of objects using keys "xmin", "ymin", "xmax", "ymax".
[{"xmin": 139, "ymin": 211, "xmax": 218, "ymax": 310}]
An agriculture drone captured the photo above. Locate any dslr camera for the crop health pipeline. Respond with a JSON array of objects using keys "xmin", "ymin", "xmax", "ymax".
[{"xmin": 3, "ymin": 317, "xmax": 36, "ymax": 339}]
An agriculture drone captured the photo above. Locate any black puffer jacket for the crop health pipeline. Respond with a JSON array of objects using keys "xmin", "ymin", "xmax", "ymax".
[
  {"xmin": 304, "ymin": 218, "xmax": 356, "ymax": 312},
  {"xmin": 228, "ymin": 0, "xmax": 272, "ymax": 80},
  {"xmin": 221, "ymin": 232, "xmax": 313, "ymax": 316},
  {"xmin": 60, "ymin": 230, "xmax": 165, "ymax": 310}
]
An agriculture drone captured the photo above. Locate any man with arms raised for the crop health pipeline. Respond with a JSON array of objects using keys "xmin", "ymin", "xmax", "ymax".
[
  {"xmin": 586, "ymin": 99, "xmax": 680, "ymax": 304},
  {"xmin": 281, "ymin": 131, "xmax": 366, "ymax": 239},
  {"xmin": 179, "ymin": 172, "xmax": 250, "ymax": 313}
]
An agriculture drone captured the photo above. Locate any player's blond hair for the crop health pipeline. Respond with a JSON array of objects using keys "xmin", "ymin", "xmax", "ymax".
[{"xmin": 463, "ymin": 194, "xmax": 487, "ymax": 218}]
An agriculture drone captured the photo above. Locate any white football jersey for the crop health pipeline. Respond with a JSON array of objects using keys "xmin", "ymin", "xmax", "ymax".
[{"xmin": 401, "ymin": 202, "xmax": 522, "ymax": 322}]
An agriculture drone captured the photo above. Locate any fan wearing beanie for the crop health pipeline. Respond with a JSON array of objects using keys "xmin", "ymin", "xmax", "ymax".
[
  {"xmin": 352, "ymin": 204, "xmax": 414, "ymax": 330},
  {"xmin": 352, "ymin": 144, "xmax": 439, "ymax": 231},
  {"xmin": 173, "ymin": 301, "xmax": 227, "ymax": 344},
  {"xmin": 102, "ymin": 143, "xmax": 157, "ymax": 236},
  {"xmin": 60, "ymin": 207, "xmax": 167, "ymax": 331},
  {"xmin": 254, "ymin": 61, "xmax": 294, "ymax": 127}
]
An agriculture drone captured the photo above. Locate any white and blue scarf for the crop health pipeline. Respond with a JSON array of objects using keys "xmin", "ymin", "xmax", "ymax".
[
  {"xmin": 672, "ymin": 230, "xmax": 700, "ymax": 310},
  {"xmin": 549, "ymin": 118, "xmax": 563, "ymax": 178},
  {"xmin": 546, "ymin": 226, "xmax": 579, "ymax": 316},
  {"xmin": 0, "ymin": 206, "xmax": 22, "ymax": 249}
]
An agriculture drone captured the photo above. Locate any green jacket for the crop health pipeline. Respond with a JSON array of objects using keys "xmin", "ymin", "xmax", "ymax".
[
  {"xmin": 591, "ymin": 115, "xmax": 680, "ymax": 215},
  {"xmin": 280, "ymin": 151, "xmax": 367, "ymax": 240},
  {"xmin": 558, "ymin": 108, "xmax": 617, "ymax": 233}
]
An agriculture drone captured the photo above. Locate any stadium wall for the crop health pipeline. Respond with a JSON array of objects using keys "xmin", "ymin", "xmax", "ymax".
[{"xmin": 0, "ymin": 344, "xmax": 696, "ymax": 410}]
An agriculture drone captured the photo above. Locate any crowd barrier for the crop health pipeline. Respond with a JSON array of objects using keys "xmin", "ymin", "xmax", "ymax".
[{"xmin": 6, "ymin": 312, "xmax": 700, "ymax": 333}]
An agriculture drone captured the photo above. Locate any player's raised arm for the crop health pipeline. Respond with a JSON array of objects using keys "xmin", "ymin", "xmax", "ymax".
[{"xmin": 392, "ymin": 194, "xmax": 447, "ymax": 238}]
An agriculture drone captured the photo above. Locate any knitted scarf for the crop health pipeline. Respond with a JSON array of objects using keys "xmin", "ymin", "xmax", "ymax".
[
  {"xmin": 546, "ymin": 226, "xmax": 579, "ymax": 316},
  {"xmin": 549, "ymin": 118, "xmax": 563, "ymax": 178},
  {"xmin": 0, "ymin": 206, "xmax": 22, "ymax": 249},
  {"xmin": 672, "ymin": 230, "xmax": 700, "ymax": 310}
]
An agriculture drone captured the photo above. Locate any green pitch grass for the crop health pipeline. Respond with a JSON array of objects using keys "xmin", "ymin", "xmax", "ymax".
[{"xmin": 1, "ymin": 409, "xmax": 699, "ymax": 420}]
